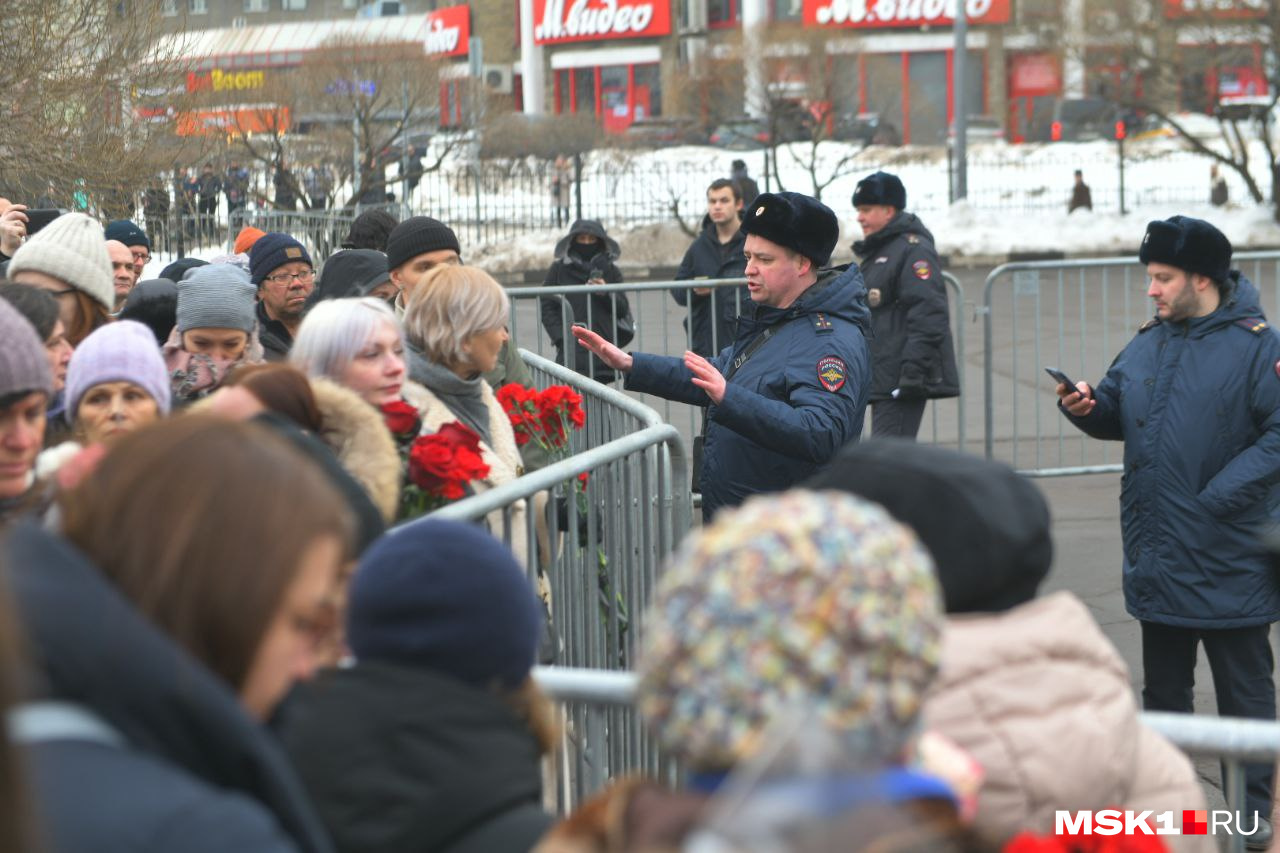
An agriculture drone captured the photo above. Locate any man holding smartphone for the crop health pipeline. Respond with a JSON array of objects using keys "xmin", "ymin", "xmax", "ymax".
[{"xmin": 1058, "ymin": 215, "xmax": 1280, "ymax": 849}]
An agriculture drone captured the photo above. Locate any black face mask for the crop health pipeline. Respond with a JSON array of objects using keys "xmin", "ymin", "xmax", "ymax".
[{"xmin": 569, "ymin": 240, "xmax": 599, "ymax": 261}]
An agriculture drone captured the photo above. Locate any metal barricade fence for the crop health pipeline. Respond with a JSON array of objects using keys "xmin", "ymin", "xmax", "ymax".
[
  {"xmin": 414, "ymin": 349, "xmax": 689, "ymax": 810},
  {"xmin": 506, "ymin": 274, "xmax": 968, "ymax": 463},
  {"xmin": 533, "ymin": 666, "xmax": 1279, "ymax": 852},
  {"xmin": 983, "ymin": 252, "xmax": 1280, "ymax": 476}
]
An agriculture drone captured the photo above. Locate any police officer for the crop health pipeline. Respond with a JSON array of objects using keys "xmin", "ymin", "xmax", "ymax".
[
  {"xmin": 1058, "ymin": 215, "xmax": 1280, "ymax": 849},
  {"xmin": 574, "ymin": 191, "xmax": 871, "ymax": 520},
  {"xmin": 852, "ymin": 171, "xmax": 959, "ymax": 439}
]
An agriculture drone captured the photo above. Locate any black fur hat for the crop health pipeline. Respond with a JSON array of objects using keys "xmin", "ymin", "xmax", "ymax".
[
  {"xmin": 1138, "ymin": 215, "xmax": 1232, "ymax": 284},
  {"xmin": 739, "ymin": 191, "xmax": 839, "ymax": 268},
  {"xmin": 852, "ymin": 171, "xmax": 907, "ymax": 209}
]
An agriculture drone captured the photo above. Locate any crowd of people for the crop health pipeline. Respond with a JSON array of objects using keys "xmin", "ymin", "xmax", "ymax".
[{"xmin": 0, "ymin": 164, "xmax": 1272, "ymax": 853}]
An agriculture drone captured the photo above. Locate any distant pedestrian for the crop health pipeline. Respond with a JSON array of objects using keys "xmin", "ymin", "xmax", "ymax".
[
  {"xmin": 1210, "ymin": 164, "xmax": 1229, "ymax": 207},
  {"xmin": 730, "ymin": 158, "xmax": 760, "ymax": 207},
  {"xmin": 541, "ymin": 219, "xmax": 631, "ymax": 383},
  {"xmin": 303, "ymin": 164, "xmax": 331, "ymax": 211},
  {"xmin": 273, "ymin": 159, "xmax": 297, "ymax": 211},
  {"xmin": 551, "ymin": 156, "xmax": 572, "ymax": 227},
  {"xmin": 1068, "ymin": 169, "xmax": 1092, "ymax": 213},
  {"xmin": 223, "ymin": 161, "xmax": 250, "ymax": 216},
  {"xmin": 674, "ymin": 178, "xmax": 749, "ymax": 358},
  {"xmin": 197, "ymin": 163, "xmax": 221, "ymax": 222}
]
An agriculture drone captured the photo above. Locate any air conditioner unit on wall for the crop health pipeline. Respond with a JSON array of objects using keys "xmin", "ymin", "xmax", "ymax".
[{"xmin": 482, "ymin": 65, "xmax": 514, "ymax": 94}]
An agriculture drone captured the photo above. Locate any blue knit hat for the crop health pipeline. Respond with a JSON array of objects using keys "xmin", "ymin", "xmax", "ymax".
[
  {"xmin": 249, "ymin": 232, "xmax": 313, "ymax": 286},
  {"xmin": 104, "ymin": 219, "xmax": 150, "ymax": 251},
  {"xmin": 347, "ymin": 519, "xmax": 544, "ymax": 690}
]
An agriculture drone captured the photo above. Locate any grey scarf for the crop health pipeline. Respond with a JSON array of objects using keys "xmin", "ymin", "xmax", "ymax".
[{"xmin": 406, "ymin": 344, "xmax": 493, "ymax": 447}]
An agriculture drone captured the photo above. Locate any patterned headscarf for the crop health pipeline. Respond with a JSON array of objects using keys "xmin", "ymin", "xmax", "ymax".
[{"xmin": 638, "ymin": 490, "xmax": 944, "ymax": 772}]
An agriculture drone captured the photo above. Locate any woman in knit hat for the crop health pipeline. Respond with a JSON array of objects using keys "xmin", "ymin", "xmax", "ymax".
[
  {"xmin": 63, "ymin": 320, "xmax": 170, "ymax": 446},
  {"xmin": 0, "ymin": 297, "xmax": 54, "ymax": 524},
  {"xmin": 7, "ymin": 212, "xmax": 113, "ymax": 346},
  {"xmin": 163, "ymin": 264, "xmax": 264, "ymax": 404},
  {"xmin": 0, "ymin": 283, "xmax": 74, "ymax": 411},
  {"xmin": 276, "ymin": 518, "xmax": 555, "ymax": 853}
]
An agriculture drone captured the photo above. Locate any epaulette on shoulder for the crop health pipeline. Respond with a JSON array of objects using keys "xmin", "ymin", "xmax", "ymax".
[
  {"xmin": 1234, "ymin": 317, "xmax": 1269, "ymax": 334},
  {"xmin": 812, "ymin": 312, "xmax": 834, "ymax": 333},
  {"xmin": 1138, "ymin": 317, "xmax": 1161, "ymax": 333}
]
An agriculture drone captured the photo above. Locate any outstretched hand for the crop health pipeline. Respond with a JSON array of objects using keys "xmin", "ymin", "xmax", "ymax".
[
  {"xmin": 572, "ymin": 325, "xmax": 633, "ymax": 372},
  {"xmin": 685, "ymin": 351, "xmax": 726, "ymax": 404}
]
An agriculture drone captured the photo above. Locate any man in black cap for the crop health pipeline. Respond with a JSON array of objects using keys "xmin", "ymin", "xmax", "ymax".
[
  {"xmin": 1058, "ymin": 215, "xmax": 1280, "ymax": 848},
  {"xmin": 575, "ymin": 191, "xmax": 871, "ymax": 520},
  {"xmin": 385, "ymin": 215, "xmax": 463, "ymax": 320},
  {"xmin": 852, "ymin": 170, "xmax": 959, "ymax": 438}
]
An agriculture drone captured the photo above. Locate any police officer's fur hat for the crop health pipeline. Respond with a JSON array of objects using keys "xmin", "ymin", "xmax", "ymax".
[
  {"xmin": 739, "ymin": 191, "xmax": 839, "ymax": 269},
  {"xmin": 852, "ymin": 171, "xmax": 907, "ymax": 210},
  {"xmin": 1138, "ymin": 215, "xmax": 1232, "ymax": 285}
]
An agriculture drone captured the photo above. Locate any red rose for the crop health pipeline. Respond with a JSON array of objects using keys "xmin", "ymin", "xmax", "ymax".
[
  {"xmin": 406, "ymin": 422, "xmax": 490, "ymax": 499},
  {"xmin": 381, "ymin": 399, "xmax": 420, "ymax": 436},
  {"xmin": 577, "ymin": 471, "xmax": 589, "ymax": 486}
]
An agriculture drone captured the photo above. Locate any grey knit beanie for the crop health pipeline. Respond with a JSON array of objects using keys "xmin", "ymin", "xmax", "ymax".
[
  {"xmin": 176, "ymin": 264, "xmax": 258, "ymax": 333},
  {"xmin": 0, "ymin": 298, "xmax": 53, "ymax": 399},
  {"xmin": 8, "ymin": 213, "xmax": 114, "ymax": 311}
]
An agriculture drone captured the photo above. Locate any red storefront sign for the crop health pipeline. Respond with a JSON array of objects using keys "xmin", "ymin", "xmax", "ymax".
[
  {"xmin": 1009, "ymin": 53, "xmax": 1061, "ymax": 98},
  {"xmin": 805, "ymin": 0, "xmax": 1011, "ymax": 28},
  {"xmin": 424, "ymin": 6, "xmax": 470, "ymax": 57},
  {"xmin": 533, "ymin": 0, "xmax": 670, "ymax": 45},
  {"xmin": 1164, "ymin": 0, "xmax": 1265, "ymax": 18},
  {"xmin": 176, "ymin": 106, "xmax": 291, "ymax": 137}
]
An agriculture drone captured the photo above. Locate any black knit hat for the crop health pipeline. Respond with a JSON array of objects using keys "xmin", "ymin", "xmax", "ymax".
[
  {"xmin": 104, "ymin": 219, "xmax": 151, "ymax": 251},
  {"xmin": 158, "ymin": 257, "xmax": 207, "ymax": 283},
  {"xmin": 852, "ymin": 171, "xmax": 907, "ymax": 209},
  {"xmin": 739, "ymin": 191, "xmax": 839, "ymax": 268},
  {"xmin": 249, "ymin": 232, "xmax": 313, "ymax": 286},
  {"xmin": 385, "ymin": 216, "xmax": 462, "ymax": 272},
  {"xmin": 805, "ymin": 439, "xmax": 1053, "ymax": 614},
  {"xmin": 1138, "ymin": 215, "xmax": 1232, "ymax": 284},
  {"xmin": 312, "ymin": 249, "xmax": 391, "ymax": 305}
]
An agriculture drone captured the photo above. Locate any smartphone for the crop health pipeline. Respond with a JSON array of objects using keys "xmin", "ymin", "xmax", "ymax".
[
  {"xmin": 22, "ymin": 209, "xmax": 63, "ymax": 236},
  {"xmin": 1045, "ymin": 366, "xmax": 1080, "ymax": 392}
]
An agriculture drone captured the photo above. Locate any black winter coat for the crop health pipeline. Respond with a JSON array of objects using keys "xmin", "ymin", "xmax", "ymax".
[
  {"xmin": 257, "ymin": 300, "xmax": 293, "ymax": 362},
  {"xmin": 5, "ymin": 523, "xmax": 332, "ymax": 853},
  {"xmin": 277, "ymin": 662, "xmax": 553, "ymax": 853},
  {"xmin": 853, "ymin": 213, "xmax": 960, "ymax": 402},
  {"xmin": 540, "ymin": 230, "xmax": 631, "ymax": 384},
  {"xmin": 673, "ymin": 217, "xmax": 748, "ymax": 357}
]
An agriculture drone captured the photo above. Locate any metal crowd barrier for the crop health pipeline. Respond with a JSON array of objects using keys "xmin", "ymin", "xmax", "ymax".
[
  {"xmin": 506, "ymin": 274, "xmax": 968, "ymax": 461},
  {"xmin": 534, "ymin": 666, "xmax": 1280, "ymax": 852},
  {"xmin": 982, "ymin": 252, "xmax": 1280, "ymax": 476},
  {"xmin": 415, "ymin": 349, "xmax": 689, "ymax": 810}
]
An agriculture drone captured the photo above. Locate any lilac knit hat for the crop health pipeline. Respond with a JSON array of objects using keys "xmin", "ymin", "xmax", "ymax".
[
  {"xmin": 0, "ymin": 298, "xmax": 52, "ymax": 399},
  {"xmin": 64, "ymin": 320, "xmax": 172, "ymax": 421}
]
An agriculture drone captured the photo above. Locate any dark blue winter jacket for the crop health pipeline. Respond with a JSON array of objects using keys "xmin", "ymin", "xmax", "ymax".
[
  {"xmin": 1063, "ymin": 272, "xmax": 1280, "ymax": 627},
  {"xmin": 628, "ymin": 264, "xmax": 871, "ymax": 520}
]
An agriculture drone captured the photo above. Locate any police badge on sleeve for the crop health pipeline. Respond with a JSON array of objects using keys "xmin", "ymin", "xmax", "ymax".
[{"xmin": 817, "ymin": 356, "xmax": 847, "ymax": 392}]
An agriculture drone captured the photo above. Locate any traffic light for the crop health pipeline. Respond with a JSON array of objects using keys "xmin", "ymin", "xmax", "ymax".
[{"xmin": 1115, "ymin": 120, "xmax": 1126, "ymax": 141}]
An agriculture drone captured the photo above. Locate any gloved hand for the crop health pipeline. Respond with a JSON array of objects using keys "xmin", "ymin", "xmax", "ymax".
[{"xmin": 896, "ymin": 371, "xmax": 928, "ymax": 400}]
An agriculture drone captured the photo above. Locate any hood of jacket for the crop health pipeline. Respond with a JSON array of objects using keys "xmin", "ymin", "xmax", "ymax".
[
  {"xmin": 279, "ymin": 662, "xmax": 546, "ymax": 852},
  {"xmin": 553, "ymin": 220, "xmax": 621, "ymax": 267},
  {"xmin": 309, "ymin": 378, "xmax": 402, "ymax": 523},
  {"xmin": 4, "ymin": 522, "xmax": 333, "ymax": 853},
  {"xmin": 923, "ymin": 592, "xmax": 1207, "ymax": 845},
  {"xmin": 737, "ymin": 262, "xmax": 871, "ymax": 340},
  {"xmin": 852, "ymin": 212, "xmax": 936, "ymax": 258}
]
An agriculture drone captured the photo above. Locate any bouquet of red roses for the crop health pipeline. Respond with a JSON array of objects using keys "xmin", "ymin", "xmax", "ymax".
[
  {"xmin": 381, "ymin": 400, "xmax": 490, "ymax": 519},
  {"xmin": 496, "ymin": 383, "xmax": 585, "ymax": 454}
]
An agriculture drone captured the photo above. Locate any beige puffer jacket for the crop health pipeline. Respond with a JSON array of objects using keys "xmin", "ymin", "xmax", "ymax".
[{"xmin": 923, "ymin": 591, "xmax": 1213, "ymax": 852}]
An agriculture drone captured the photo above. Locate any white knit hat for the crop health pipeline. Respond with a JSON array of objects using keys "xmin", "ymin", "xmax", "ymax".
[{"xmin": 8, "ymin": 213, "xmax": 114, "ymax": 311}]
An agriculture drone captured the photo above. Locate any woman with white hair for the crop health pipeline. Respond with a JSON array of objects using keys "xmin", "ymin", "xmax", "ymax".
[{"xmin": 291, "ymin": 297, "xmax": 406, "ymax": 408}]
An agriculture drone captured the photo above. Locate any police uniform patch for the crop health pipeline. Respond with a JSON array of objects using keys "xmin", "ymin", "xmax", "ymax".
[
  {"xmin": 1275, "ymin": 359, "xmax": 1280, "ymax": 380},
  {"xmin": 867, "ymin": 288, "xmax": 882, "ymax": 308},
  {"xmin": 817, "ymin": 356, "xmax": 847, "ymax": 392},
  {"xmin": 756, "ymin": 206, "xmax": 765, "ymax": 216},
  {"xmin": 912, "ymin": 260, "xmax": 931, "ymax": 280},
  {"xmin": 875, "ymin": 256, "xmax": 889, "ymax": 264},
  {"xmin": 906, "ymin": 235, "xmax": 920, "ymax": 244}
]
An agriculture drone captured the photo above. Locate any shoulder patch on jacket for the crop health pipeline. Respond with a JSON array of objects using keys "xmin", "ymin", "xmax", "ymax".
[
  {"xmin": 912, "ymin": 260, "xmax": 931, "ymax": 280},
  {"xmin": 1235, "ymin": 317, "xmax": 1269, "ymax": 334},
  {"xmin": 812, "ymin": 312, "xmax": 834, "ymax": 333},
  {"xmin": 1138, "ymin": 317, "xmax": 1161, "ymax": 333},
  {"xmin": 906, "ymin": 234, "xmax": 920, "ymax": 244},
  {"xmin": 817, "ymin": 356, "xmax": 847, "ymax": 392}
]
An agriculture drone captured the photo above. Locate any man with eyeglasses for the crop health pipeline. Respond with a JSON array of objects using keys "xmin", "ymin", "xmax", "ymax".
[
  {"xmin": 248, "ymin": 233, "xmax": 316, "ymax": 362},
  {"xmin": 104, "ymin": 220, "xmax": 152, "ymax": 278}
]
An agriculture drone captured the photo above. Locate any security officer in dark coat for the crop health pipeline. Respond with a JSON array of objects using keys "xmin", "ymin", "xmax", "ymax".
[
  {"xmin": 852, "ymin": 171, "xmax": 959, "ymax": 438},
  {"xmin": 1059, "ymin": 215, "xmax": 1280, "ymax": 849},
  {"xmin": 673, "ymin": 178, "xmax": 749, "ymax": 357},
  {"xmin": 574, "ymin": 192, "xmax": 871, "ymax": 520}
]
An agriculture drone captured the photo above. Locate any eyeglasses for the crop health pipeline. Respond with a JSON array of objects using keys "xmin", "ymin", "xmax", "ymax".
[
  {"xmin": 130, "ymin": 251, "xmax": 150, "ymax": 264},
  {"xmin": 264, "ymin": 269, "xmax": 316, "ymax": 286}
]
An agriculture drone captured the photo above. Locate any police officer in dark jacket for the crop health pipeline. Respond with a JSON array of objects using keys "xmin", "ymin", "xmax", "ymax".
[
  {"xmin": 574, "ymin": 192, "xmax": 871, "ymax": 520},
  {"xmin": 852, "ymin": 171, "xmax": 959, "ymax": 438},
  {"xmin": 1059, "ymin": 216, "xmax": 1280, "ymax": 849},
  {"xmin": 540, "ymin": 219, "xmax": 632, "ymax": 383},
  {"xmin": 673, "ymin": 178, "xmax": 749, "ymax": 357}
]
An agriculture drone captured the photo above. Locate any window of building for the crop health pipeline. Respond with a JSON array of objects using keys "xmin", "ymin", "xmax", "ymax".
[
  {"xmin": 634, "ymin": 63, "xmax": 662, "ymax": 120},
  {"xmin": 189, "ymin": 0, "xmax": 207, "ymax": 13},
  {"xmin": 282, "ymin": 0, "xmax": 306, "ymax": 9},
  {"xmin": 708, "ymin": 0, "xmax": 738, "ymax": 28},
  {"xmin": 342, "ymin": 0, "xmax": 358, "ymax": 6},
  {"xmin": 161, "ymin": 0, "xmax": 177, "ymax": 14},
  {"xmin": 245, "ymin": 0, "xmax": 269, "ymax": 11},
  {"xmin": 771, "ymin": 0, "xmax": 801, "ymax": 21}
]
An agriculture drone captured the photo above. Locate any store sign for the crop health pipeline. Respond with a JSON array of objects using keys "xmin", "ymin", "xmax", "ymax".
[
  {"xmin": 1164, "ymin": 0, "xmax": 1265, "ymax": 18},
  {"xmin": 533, "ymin": 0, "xmax": 670, "ymax": 45},
  {"xmin": 424, "ymin": 6, "xmax": 469, "ymax": 57},
  {"xmin": 1009, "ymin": 53, "xmax": 1060, "ymax": 98},
  {"xmin": 176, "ymin": 106, "xmax": 291, "ymax": 137},
  {"xmin": 804, "ymin": 0, "xmax": 1010, "ymax": 28},
  {"xmin": 185, "ymin": 69, "xmax": 266, "ymax": 93}
]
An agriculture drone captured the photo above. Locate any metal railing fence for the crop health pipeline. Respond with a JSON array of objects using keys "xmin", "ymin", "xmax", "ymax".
[
  {"xmin": 982, "ymin": 251, "xmax": 1280, "ymax": 476},
  {"xmin": 534, "ymin": 666, "xmax": 1280, "ymax": 852},
  {"xmin": 507, "ymin": 274, "xmax": 968, "ymax": 463}
]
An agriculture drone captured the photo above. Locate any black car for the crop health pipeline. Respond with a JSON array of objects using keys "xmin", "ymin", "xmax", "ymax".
[{"xmin": 622, "ymin": 116, "xmax": 707, "ymax": 148}]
